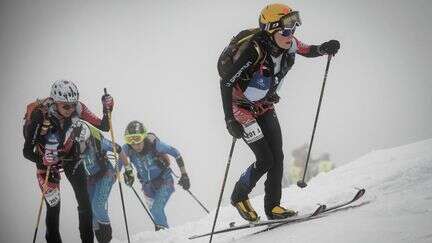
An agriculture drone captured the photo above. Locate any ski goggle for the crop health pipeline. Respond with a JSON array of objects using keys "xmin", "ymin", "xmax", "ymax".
[
  {"xmin": 124, "ymin": 133, "xmax": 146, "ymax": 145},
  {"xmin": 267, "ymin": 11, "xmax": 302, "ymax": 32},
  {"xmin": 280, "ymin": 11, "xmax": 301, "ymax": 30}
]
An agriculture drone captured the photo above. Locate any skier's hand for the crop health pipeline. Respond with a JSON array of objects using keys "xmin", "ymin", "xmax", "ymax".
[
  {"xmin": 67, "ymin": 121, "xmax": 84, "ymax": 142},
  {"xmin": 40, "ymin": 119, "xmax": 52, "ymax": 136},
  {"xmin": 267, "ymin": 93, "xmax": 280, "ymax": 104},
  {"xmin": 178, "ymin": 173, "xmax": 190, "ymax": 190},
  {"xmin": 43, "ymin": 149, "xmax": 59, "ymax": 166},
  {"xmin": 226, "ymin": 118, "xmax": 244, "ymax": 138},
  {"xmin": 123, "ymin": 164, "xmax": 134, "ymax": 187},
  {"xmin": 319, "ymin": 40, "xmax": 340, "ymax": 56},
  {"xmin": 101, "ymin": 93, "xmax": 114, "ymax": 113}
]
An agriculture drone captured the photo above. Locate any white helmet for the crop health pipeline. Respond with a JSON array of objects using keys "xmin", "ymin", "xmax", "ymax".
[{"xmin": 50, "ymin": 80, "xmax": 79, "ymax": 103}]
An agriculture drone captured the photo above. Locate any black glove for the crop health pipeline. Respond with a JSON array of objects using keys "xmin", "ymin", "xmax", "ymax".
[
  {"xmin": 319, "ymin": 40, "xmax": 340, "ymax": 55},
  {"xmin": 267, "ymin": 93, "xmax": 280, "ymax": 104},
  {"xmin": 40, "ymin": 119, "xmax": 52, "ymax": 136},
  {"xmin": 178, "ymin": 173, "xmax": 190, "ymax": 190},
  {"xmin": 226, "ymin": 118, "xmax": 244, "ymax": 138},
  {"xmin": 101, "ymin": 93, "xmax": 114, "ymax": 113},
  {"xmin": 123, "ymin": 164, "xmax": 134, "ymax": 187}
]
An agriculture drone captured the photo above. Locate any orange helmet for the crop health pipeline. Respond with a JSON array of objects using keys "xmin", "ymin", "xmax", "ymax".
[{"xmin": 259, "ymin": 3, "xmax": 302, "ymax": 34}]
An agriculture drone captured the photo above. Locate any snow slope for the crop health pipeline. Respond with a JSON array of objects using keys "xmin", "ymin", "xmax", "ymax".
[{"xmin": 114, "ymin": 138, "xmax": 432, "ymax": 243}]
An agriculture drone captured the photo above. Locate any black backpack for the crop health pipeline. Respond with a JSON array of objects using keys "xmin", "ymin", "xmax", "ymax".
[{"xmin": 217, "ymin": 28, "xmax": 261, "ymax": 79}]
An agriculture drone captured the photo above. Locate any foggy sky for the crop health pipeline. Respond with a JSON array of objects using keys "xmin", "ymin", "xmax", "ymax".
[{"xmin": 1, "ymin": 0, "xmax": 431, "ymax": 242}]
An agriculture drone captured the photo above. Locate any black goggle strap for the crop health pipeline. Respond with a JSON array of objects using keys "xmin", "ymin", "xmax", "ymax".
[{"xmin": 265, "ymin": 11, "xmax": 301, "ymax": 32}]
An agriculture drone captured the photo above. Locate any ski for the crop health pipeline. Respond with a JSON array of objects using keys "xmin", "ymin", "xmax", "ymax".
[
  {"xmin": 253, "ymin": 188, "xmax": 366, "ymax": 234},
  {"xmin": 188, "ymin": 204, "xmax": 326, "ymax": 240}
]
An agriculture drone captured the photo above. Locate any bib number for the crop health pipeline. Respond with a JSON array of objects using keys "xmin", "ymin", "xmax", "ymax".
[
  {"xmin": 243, "ymin": 122, "xmax": 263, "ymax": 143},
  {"xmin": 45, "ymin": 188, "xmax": 60, "ymax": 207}
]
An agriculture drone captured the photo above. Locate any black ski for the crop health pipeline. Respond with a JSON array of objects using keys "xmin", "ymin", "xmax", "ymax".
[
  {"xmin": 188, "ymin": 204, "xmax": 326, "ymax": 240},
  {"xmin": 253, "ymin": 188, "xmax": 366, "ymax": 234}
]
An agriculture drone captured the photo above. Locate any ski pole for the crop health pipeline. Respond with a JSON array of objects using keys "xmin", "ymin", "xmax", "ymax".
[
  {"xmin": 170, "ymin": 169, "xmax": 210, "ymax": 214},
  {"xmin": 297, "ymin": 55, "xmax": 332, "ymax": 188},
  {"xmin": 130, "ymin": 186, "xmax": 157, "ymax": 226},
  {"xmin": 185, "ymin": 189, "xmax": 210, "ymax": 214},
  {"xmin": 209, "ymin": 137, "xmax": 236, "ymax": 243},
  {"xmin": 32, "ymin": 165, "xmax": 51, "ymax": 243},
  {"xmin": 104, "ymin": 88, "xmax": 131, "ymax": 243}
]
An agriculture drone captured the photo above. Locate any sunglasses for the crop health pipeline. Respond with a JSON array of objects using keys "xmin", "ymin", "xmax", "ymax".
[
  {"xmin": 124, "ymin": 133, "xmax": 146, "ymax": 145},
  {"xmin": 278, "ymin": 27, "xmax": 296, "ymax": 37}
]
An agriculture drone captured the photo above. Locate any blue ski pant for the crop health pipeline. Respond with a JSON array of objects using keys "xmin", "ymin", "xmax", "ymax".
[
  {"xmin": 142, "ymin": 177, "xmax": 175, "ymax": 228},
  {"xmin": 87, "ymin": 174, "xmax": 115, "ymax": 226}
]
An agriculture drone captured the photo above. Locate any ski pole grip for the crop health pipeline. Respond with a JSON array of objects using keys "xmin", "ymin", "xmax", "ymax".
[{"xmin": 104, "ymin": 88, "xmax": 107, "ymax": 95}]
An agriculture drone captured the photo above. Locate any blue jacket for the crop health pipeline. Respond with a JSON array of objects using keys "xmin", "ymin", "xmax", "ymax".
[
  {"xmin": 81, "ymin": 126, "xmax": 120, "ymax": 176},
  {"xmin": 122, "ymin": 133, "xmax": 180, "ymax": 183}
]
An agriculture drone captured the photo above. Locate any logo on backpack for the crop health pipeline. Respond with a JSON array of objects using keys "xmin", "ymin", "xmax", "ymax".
[{"xmin": 217, "ymin": 28, "xmax": 261, "ymax": 79}]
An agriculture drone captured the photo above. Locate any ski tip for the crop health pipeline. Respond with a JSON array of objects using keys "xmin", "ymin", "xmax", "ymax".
[{"xmin": 354, "ymin": 188, "xmax": 366, "ymax": 200}]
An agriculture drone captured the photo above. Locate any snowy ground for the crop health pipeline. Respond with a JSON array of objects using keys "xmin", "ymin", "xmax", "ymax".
[{"xmin": 112, "ymin": 138, "xmax": 432, "ymax": 243}]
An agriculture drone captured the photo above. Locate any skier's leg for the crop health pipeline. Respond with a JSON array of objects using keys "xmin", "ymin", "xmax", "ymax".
[
  {"xmin": 37, "ymin": 169, "xmax": 62, "ymax": 243},
  {"xmin": 231, "ymin": 138, "xmax": 274, "ymax": 203},
  {"xmin": 92, "ymin": 175, "xmax": 115, "ymax": 243},
  {"xmin": 149, "ymin": 179, "xmax": 174, "ymax": 229},
  {"xmin": 259, "ymin": 109, "xmax": 296, "ymax": 219},
  {"xmin": 258, "ymin": 110, "xmax": 283, "ymax": 215},
  {"xmin": 64, "ymin": 162, "xmax": 94, "ymax": 243},
  {"xmin": 45, "ymin": 200, "xmax": 62, "ymax": 243},
  {"xmin": 231, "ymin": 106, "xmax": 275, "ymax": 205},
  {"xmin": 87, "ymin": 177, "xmax": 97, "ymax": 228}
]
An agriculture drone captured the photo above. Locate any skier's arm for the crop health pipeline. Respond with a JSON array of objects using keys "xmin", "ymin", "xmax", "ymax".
[
  {"xmin": 77, "ymin": 102, "xmax": 110, "ymax": 132},
  {"xmin": 99, "ymin": 135, "xmax": 124, "ymax": 169},
  {"xmin": 220, "ymin": 42, "xmax": 261, "ymax": 120},
  {"xmin": 119, "ymin": 144, "xmax": 135, "ymax": 167},
  {"xmin": 294, "ymin": 37, "xmax": 322, "ymax": 58},
  {"xmin": 153, "ymin": 137, "xmax": 187, "ymax": 174},
  {"xmin": 23, "ymin": 109, "xmax": 44, "ymax": 164},
  {"xmin": 118, "ymin": 151, "xmax": 130, "ymax": 168},
  {"xmin": 100, "ymin": 135, "xmax": 122, "ymax": 155}
]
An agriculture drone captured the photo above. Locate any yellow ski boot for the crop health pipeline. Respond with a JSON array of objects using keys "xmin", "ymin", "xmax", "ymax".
[
  {"xmin": 233, "ymin": 199, "xmax": 259, "ymax": 222},
  {"xmin": 268, "ymin": 205, "xmax": 298, "ymax": 220}
]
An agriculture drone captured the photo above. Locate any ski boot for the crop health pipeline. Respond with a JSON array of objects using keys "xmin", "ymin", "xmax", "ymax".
[
  {"xmin": 232, "ymin": 199, "xmax": 259, "ymax": 222},
  {"xmin": 267, "ymin": 205, "xmax": 298, "ymax": 220},
  {"xmin": 155, "ymin": 224, "xmax": 168, "ymax": 231}
]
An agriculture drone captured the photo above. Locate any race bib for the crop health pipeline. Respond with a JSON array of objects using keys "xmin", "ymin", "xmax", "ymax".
[
  {"xmin": 243, "ymin": 121, "xmax": 264, "ymax": 143},
  {"xmin": 45, "ymin": 188, "xmax": 60, "ymax": 207}
]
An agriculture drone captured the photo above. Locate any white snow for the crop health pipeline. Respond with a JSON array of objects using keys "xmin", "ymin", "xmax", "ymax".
[{"xmin": 112, "ymin": 138, "xmax": 432, "ymax": 243}]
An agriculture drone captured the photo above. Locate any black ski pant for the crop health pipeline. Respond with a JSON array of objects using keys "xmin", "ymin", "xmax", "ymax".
[
  {"xmin": 45, "ymin": 162, "xmax": 94, "ymax": 243},
  {"xmin": 231, "ymin": 109, "xmax": 284, "ymax": 217}
]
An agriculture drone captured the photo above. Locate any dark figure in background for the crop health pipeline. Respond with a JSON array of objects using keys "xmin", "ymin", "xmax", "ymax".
[{"xmin": 284, "ymin": 144, "xmax": 335, "ymax": 186}]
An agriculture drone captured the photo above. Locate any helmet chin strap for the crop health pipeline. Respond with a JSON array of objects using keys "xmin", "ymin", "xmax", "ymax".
[{"xmin": 269, "ymin": 34, "xmax": 285, "ymax": 56}]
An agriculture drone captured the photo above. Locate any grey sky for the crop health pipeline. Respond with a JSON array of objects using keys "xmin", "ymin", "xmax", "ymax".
[{"xmin": 1, "ymin": 0, "xmax": 431, "ymax": 242}]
